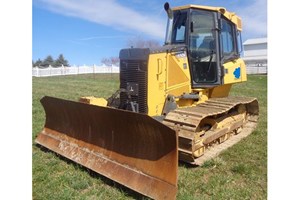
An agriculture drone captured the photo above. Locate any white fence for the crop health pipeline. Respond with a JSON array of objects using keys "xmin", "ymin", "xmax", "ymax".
[
  {"xmin": 243, "ymin": 56, "xmax": 268, "ymax": 75},
  {"xmin": 245, "ymin": 63, "xmax": 268, "ymax": 75},
  {"xmin": 32, "ymin": 65, "xmax": 120, "ymax": 77},
  {"xmin": 246, "ymin": 66, "xmax": 268, "ymax": 74},
  {"xmin": 33, "ymin": 63, "xmax": 266, "ymax": 77}
]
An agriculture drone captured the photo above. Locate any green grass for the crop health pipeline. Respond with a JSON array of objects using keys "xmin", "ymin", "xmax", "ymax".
[{"xmin": 32, "ymin": 74, "xmax": 267, "ymax": 199}]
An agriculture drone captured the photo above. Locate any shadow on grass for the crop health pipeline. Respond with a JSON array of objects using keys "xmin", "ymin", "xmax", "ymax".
[
  {"xmin": 36, "ymin": 144, "xmax": 150, "ymax": 200},
  {"xmin": 178, "ymin": 160, "xmax": 199, "ymax": 169}
]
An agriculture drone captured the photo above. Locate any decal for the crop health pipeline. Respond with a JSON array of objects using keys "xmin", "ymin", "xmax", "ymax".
[{"xmin": 233, "ymin": 67, "xmax": 241, "ymax": 79}]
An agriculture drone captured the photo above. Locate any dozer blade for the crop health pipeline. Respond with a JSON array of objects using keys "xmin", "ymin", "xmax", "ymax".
[{"xmin": 35, "ymin": 96, "xmax": 178, "ymax": 200}]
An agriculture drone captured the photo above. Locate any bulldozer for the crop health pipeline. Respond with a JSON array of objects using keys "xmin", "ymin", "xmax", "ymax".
[{"xmin": 35, "ymin": 2, "xmax": 259, "ymax": 200}]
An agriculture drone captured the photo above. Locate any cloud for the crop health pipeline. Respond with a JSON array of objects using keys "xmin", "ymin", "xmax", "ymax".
[
  {"xmin": 36, "ymin": 0, "xmax": 166, "ymax": 39},
  {"xmin": 188, "ymin": 0, "xmax": 267, "ymax": 39},
  {"xmin": 78, "ymin": 35, "xmax": 129, "ymax": 41},
  {"xmin": 237, "ymin": 0, "xmax": 267, "ymax": 38},
  {"xmin": 35, "ymin": 0, "xmax": 267, "ymax": 41}
]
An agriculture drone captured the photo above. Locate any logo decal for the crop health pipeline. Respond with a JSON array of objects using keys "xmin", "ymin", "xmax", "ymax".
[{"xmin": 233, "ymin": 67, "xmax": 241, "ymax": 79}]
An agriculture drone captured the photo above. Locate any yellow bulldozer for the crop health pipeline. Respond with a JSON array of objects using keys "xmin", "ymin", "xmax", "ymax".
[{"xmin": 35, "ymin": 2, "xmax": 259, "ymax": 199}]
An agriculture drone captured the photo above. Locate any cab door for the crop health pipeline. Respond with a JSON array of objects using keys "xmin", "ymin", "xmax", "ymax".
[{"xmin": 188, "ymin": 9, "xmax": 222, "ymax": 88}]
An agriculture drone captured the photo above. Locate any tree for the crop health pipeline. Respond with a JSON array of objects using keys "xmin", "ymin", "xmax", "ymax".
[
  {"xmin": 54, "ymin": 54, "xmax": 69, "ymax": 67},
  {"xmin": 101, "ymin": 56, "xmax": 119, "ymax": 66},
  {"xmin": 33, "ymin": 59, "xmax": 42, "ymax": 67},
  {"xmin": 144, "ymin": 40, "xmax": 161, "ymax": 48},
  {"xmin": 101, "ymin": 58, "xmax": 111, "ymax": 66},
  {"xmin": 110, "ymin": 57, "xmax": 120, "ymax": 66},
  {"xmin": 41, "ymin": 55, "xmax": 54, "ymax": 67},
  {"xmin": 126, "ymin": 36, "xmax": 161, "ymax": 48}
]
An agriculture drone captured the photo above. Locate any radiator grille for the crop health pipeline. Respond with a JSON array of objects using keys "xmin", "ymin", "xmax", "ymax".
[{"xmin": 120, "ymin": 60, "xmax": 148, "ymax": 114}]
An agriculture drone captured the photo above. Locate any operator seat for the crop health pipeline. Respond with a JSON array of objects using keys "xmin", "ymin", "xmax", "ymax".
[{"xmin": 199, "ymin": 36, "xmax": 215, "ymax": 50}]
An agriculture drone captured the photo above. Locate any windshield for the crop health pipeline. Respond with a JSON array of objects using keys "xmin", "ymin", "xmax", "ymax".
[
  {"xmin": 189, "ymin": 10, "xmax": 216, "ymax": 59},
  {"xmin": 165, "ymin": 10, "xmax": 187, "ymax": 45}
]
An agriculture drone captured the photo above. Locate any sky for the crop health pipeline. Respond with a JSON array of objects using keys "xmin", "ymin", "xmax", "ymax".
[{"xmin": 32, "ymin": 0, "xmax": 267, "ymax": 66}]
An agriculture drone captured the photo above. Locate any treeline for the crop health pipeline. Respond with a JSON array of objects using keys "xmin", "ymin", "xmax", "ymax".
[
  {"xmin": 101, "ymin": 57, "xmax": 119, "ymax": 66},
  {"xmin": 33, "ymin": 54, "xmax": 69, "ymax": 68},
  {"xmin": 100, "ymin": 37, "xmax": 161, "ymax": 66}
]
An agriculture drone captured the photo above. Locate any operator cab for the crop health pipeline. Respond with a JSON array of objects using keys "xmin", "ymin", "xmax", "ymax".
[{"xmin": 164, "ymin": 3, "xmax": 242, "ymax": 88}]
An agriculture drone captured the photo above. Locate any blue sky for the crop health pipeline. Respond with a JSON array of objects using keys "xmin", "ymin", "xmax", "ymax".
[{"xmin": 32, "ymin": 0, "xmax": 267, "ymax": 65}]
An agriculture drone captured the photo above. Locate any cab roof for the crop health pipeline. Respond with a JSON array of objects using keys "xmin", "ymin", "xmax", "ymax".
[{"xmin": 172, "ymin": 4, "xmax": 242, "ymax": 31}]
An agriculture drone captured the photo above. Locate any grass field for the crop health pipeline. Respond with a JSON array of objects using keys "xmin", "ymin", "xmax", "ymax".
[{"xmin": 32, "ymin": 74, "xmax": 267, "ymax": 199}]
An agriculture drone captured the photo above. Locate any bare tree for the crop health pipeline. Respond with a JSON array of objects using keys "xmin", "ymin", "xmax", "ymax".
[
  {"xmin": 127, "ymin": 36, "xmax": 161, "ymax": 48},
  {"xmin": 144, "ymin": 40, "xmax": 161, "ymax": 48},
  {"xmin": 101, "ymin": 36, "xmax": 160, "ymax": 66},
  {"xmin": 101, "ymin": 57, "xmax": 119, "ymax": 66},
  {"xmin": 101, "ymin": 58, "xmax": 111, "ymax": 66},
  {"xmin": 110, "ymin": 57, "xmax": 120, "ymax": 66}
]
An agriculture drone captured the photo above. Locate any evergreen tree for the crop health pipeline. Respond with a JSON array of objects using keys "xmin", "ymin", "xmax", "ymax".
[
  {"xmin": 34, "ymin": 59, "xmax": 42, "ymax": 67},
  {"xmin": 54, "ymin": 54, "xmax": 69, "ymax": 67},
  {"xmin": 41, "ymin": 55, "xmax": 54, "ymax": 67}
]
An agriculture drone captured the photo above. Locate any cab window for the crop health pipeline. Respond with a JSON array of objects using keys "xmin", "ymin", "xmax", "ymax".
[
  {"xmin": 221, "ymin": 19, "xmax": 235, "ymax": 55},
  {"xmin": 171, "ymin": 12, "xmax": 187, "ymax": 44}
]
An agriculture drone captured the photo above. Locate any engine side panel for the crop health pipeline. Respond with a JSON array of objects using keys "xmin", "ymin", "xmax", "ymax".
[{"xmin": 147, "ymin": 49, "xmax": 192, "ymax": 116}]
